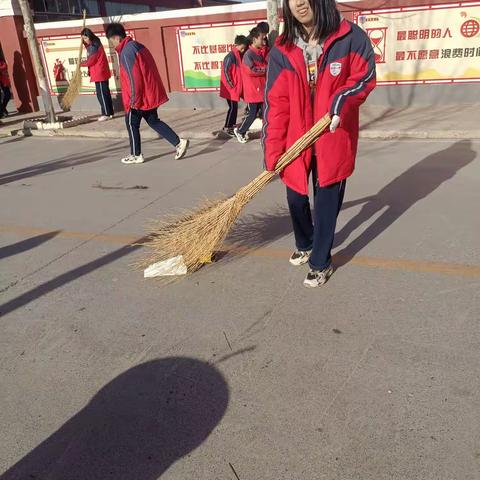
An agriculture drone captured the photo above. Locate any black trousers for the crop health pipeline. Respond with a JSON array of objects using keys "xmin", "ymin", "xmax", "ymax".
[
  {"xmin": 238, "ymin": 102, "xmax": 262, "ymax": 135},
  {"xmin": 95, "ymin": 80, "xmax": 114, "ymax": 116},
  {"xmin": 0, "ymin": 85, "xmax": 11, "ymax": 114},
  {"xmin": 286, "ymin": 165, "xmax": 346, "ymax": 271},
  {"xmin": 224, "ymin": 99, "xmax": 238, "ymax": 129},
  {"xmin": 125, "ymin": 108, "xmax": 180, "ymax": 156}
]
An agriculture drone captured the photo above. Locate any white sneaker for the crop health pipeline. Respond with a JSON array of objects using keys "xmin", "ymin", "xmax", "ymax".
[
  {"xmin": 233, "ymin": 127, "xmax": 248, "ymax": 144},
  {"xmin": 289, "ymin": 249, "xmax": 312, "ymax": 266},
  {"xmin": 303, "ymin": 265, "xmax": 334, "ymax": 288},
  {"xmin": 175, "ymin": 138, "xmax": 189, "ymax": 160},
  {"xmin": 121, "ymin": 154, "xmax": 145, "ymax": 165},
  {"xmin": 97, "ymin": 115, "xmax": 110, "ymax": 122}
]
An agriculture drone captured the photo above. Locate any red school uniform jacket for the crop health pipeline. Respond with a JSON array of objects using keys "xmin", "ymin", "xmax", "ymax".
[
  {"xmin": 263, "ymin": 20, "xmax": 376, "ymax": 194},
  {"xmin": 0, "ymin": 60, "xmax": 11, "ymax": 87},
  {"xmin": 116, "ymin": 36, "xmax": 168, "ymax": 113},
  {"xmin": 241, "ymin": 46, "xmax": 267, "ymax": 104},
  {"xmin": 220, "ymin": 48, "xmax": 243, "ymax": 102},
  {"xmin": 81, "ymin": 39, "xmax": 111, "ymax": 83}
]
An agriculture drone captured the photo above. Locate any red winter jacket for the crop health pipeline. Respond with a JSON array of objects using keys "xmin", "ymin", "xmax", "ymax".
[
  {"xmin": 241, "ymin": 46, "xmax": 267, "ymax": 104},
  {"xmin": 263, "ymin": 20, "xmax": 376, "ymax": 193},
  {"xmin": 0, "ymin": 60, "xmax": 11, "ymax": 87},
  {"xmin": 220, "ymin": 49, "xmax": 243, "ymax": 102},
  {"xmin": 81, "ymin": 40, "xmax": 111, "ymax": 83},
  {"xmin": 116, "ymin": 36, "xmax": 168, "ymax": 112}
]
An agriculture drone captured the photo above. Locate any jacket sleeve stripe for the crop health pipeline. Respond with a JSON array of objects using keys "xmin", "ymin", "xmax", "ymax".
[
  {"xmin": 120, "ymin": 44, "xmax": 138, "ymax": 107},
  {"xmin": 223, "ymin": 52, "xmax": 235, "ymax": 88},
  {"xmin": 331, "ymin": 58, "xmax": 375, "ymax": 115}
]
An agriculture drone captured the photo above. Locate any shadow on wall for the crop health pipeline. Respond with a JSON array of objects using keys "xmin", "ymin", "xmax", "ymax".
[
  {"xmin": 12, "ymin": 51, "xmax": 33, "ymax": 113},
  {"xmin": 0, "ymin": 357, "xmax": 229, "ymax": 480}
]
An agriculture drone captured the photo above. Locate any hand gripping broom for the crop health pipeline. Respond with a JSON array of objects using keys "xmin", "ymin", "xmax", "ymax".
[
  {"xmin": 60, "ymin": 10, "xmax": 87, "ymax": 111},
  {"xmin": 142, "ymin": 113, "xmax": 331, "ymax": 275}
]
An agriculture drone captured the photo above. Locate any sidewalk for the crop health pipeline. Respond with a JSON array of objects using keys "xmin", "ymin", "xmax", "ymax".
[{"xmin": 1, "ymin": 103, "xmax": 478, "ymax": 140}]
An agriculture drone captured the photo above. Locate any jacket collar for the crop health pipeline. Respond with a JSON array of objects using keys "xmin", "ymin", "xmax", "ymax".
[
  {"xmin": 322, "ymin": 18, "xmax": 351, "ymax": 52},
  {"xmin": 116, "ymin": 36, "xmax": 132, "ymax": 54}
]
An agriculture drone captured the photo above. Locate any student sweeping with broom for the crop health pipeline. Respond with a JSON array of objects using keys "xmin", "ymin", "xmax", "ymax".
[
  {"xmin": 80, "ymin": 28, "xmax": 114, "ymax": 122},
  {"xmin": 263, "ymin": 0, "xmax": 375, "ymax": 287}
]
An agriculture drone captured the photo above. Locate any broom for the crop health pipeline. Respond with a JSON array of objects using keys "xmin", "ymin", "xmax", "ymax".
[
  {"xmin": 142, "ymin": 113, "xmax": 331, "ymax": 275},
  {"xmin": 60, "ymin": 9, "xmax": 87, "ymax": 111}
]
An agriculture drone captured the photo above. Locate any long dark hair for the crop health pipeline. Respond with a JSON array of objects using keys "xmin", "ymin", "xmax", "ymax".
[
  {"xmin": 81, "ymin": 28, "xmax": 101, "ymax": 44},
  {"xmin": 280, "ymin": 0, "xmax": 341, "ymax": 46}
]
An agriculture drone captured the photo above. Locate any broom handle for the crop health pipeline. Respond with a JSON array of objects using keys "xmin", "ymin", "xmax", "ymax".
[{"xmin": 237, "ymin": 113, "xmax": 331, "ymax": 200}]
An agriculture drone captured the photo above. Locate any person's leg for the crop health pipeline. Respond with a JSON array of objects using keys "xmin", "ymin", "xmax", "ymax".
[
  {"xmin": 1, "ymin": 86, "xmax": 11, "ymax": 114},
  {"xmin": 125, "ymin": 109, "xmax": 142, "ymax": 156},
  {"xmin": 237, "ymin": 102, "xmax": 259, "ymax": 135},
  {"xmin": 286, "ymin": 186, "xmax": 314, "ymax": 251},
  {"xmin": 144, "ymin": 108, "xmax": 180, "ymax": 147},
  {"xmin": 224, "ymin": 99, "xmax": 238, "ymax": 129},
  {"xmin": 309, "ymin": 179, "xmax": 347, "ymax": 271},
  {"xmin": 102, "ymin": 80, "xmax": 114, "ymax": 116},
  {"xmin": 95, "ymin": 82, "xmax": 107, "ymax": 116}
]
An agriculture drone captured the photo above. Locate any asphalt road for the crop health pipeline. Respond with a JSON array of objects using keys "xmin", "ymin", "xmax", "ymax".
[{"xmin": 1, "ymin": 135, "xmax": 479, "ymax": 480}]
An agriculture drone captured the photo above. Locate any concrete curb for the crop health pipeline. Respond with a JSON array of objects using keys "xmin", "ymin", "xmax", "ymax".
[{"xmin": 2, "ymin": 125, "xmax": 478, "ymax": 141}]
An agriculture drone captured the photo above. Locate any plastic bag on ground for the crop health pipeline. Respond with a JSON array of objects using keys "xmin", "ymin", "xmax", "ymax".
[{"xmin": 144, "ymin": 255, "xmax": 187, "ymax": 278}]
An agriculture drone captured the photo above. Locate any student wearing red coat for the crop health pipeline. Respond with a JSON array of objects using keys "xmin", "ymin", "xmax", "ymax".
[
  {"xmin": 263, "ymin": 0, "xmax": 375, "ymax": 287},
  {"xmin": 219, "ymin": 35, "xmax": 249, "ymax": 136},
  {"xmin": 106, "ymin": 23, "xmax": 188, "ymax": 164},
  {"xmin": 0, "ymin": 57, "xmax": 11, "ymax": 118},
  {"xmin": 234, "ymin": 27, "xmax": 268, "ymax": 143},
  {"xmin": 81, "ymin": 28, "xmax": 114, "ymax": 121}
]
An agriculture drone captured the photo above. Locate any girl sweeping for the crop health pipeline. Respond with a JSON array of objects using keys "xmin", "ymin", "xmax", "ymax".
[
  {"xmin": 80, "ymin": 28, "xmax": 114, "ymax": 121},
  {"xmin": 263, "ymin": 0, "xmax": 375, "ymax": 287}
]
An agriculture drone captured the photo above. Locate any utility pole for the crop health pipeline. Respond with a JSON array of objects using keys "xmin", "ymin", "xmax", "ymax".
[
  {"xmin": 267, "ymin": 0, "xmax": 279, "ymax": 45},
  {"xmin": 18, "ymin": 0, "xmax": 56, "ymax": 122}
]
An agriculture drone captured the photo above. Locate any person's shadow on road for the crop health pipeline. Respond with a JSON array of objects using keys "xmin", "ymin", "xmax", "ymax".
[
  {"xmin": 334, "ymin": 139, "xmax": 477, "ymax": 265},
  {"xmin": 0, "ymin": 357, "xmax": 229, "ymax": 480}
]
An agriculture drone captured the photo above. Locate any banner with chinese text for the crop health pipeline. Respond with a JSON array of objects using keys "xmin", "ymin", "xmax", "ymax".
[
  {"xmin": 39, "ymin": 33, "xmax": 134, "ymax": 95},
  {"xmin": 355, "ymin": 3, "xmax": 480, "ymax": 84},
  {"xmin": 177, "ymin": 21, "xmax": 259, "ymax": 91}
]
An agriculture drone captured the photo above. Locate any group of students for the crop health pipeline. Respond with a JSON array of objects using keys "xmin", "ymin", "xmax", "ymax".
[
  {"xmin": 220, "ymin": 22, "xmax": 270, "ymax": 143},
  {"xmin": 223, "ymin": 0, "xmax": 376, "ymax": 287},
  {"xmin": 80, "ymin": 24, "xmax": 189, "ymax": 164}
]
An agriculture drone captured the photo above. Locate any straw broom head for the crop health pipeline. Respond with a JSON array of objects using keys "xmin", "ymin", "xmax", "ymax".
[
  {"xmin": 141, "ymin": 114, "xmax": 331, "ymax": 274},
  {"xmin": 60, "ymin": 10, "xmax": 87, "ymax": 111}
]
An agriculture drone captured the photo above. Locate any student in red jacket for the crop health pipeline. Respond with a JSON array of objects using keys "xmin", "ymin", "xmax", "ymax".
[
  {"xmin": 106, "ymin": 23, "xmax": 188, "ymax": 164},
  {"xmin": 219, "ymin": 35, "xmax": 249, "ymax": 136},
  {"xmin": 234, "ymin": 27, "xmax": 268, "ymax": 144},
  {"xmin": 0, "ymin": 57, "xmax": 12, "ymax": 118},
  {"xmin": 81, "ymin": 28, "xmax": 114, "ymax": 122},
  {"xmin": 263, "ymin": 0, "xmax": 375, "ymax": 287}
]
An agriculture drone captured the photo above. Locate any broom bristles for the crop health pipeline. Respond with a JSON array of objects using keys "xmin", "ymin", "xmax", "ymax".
[
  {"xmin": 142, "ymin": 114, "xmax": 331, "ymax": 274},
  {"xmin": 60, "ymin": 10, "xmax": 87, "ymax": 111}
]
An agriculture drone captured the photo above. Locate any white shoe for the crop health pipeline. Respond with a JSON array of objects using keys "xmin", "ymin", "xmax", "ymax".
[
  {"xmin": 233, "ymin": 127, "xmax": 248, "ymax": 144},
  {"xmin": 97, "ymin": 115, "xmax": 110, "ymax": 122},
  {"xmin": 121, "ymin": 154, "xmax": 145, "ymax": 164},
  {"xmin": 303, "ymin": 265, "xmax": 334, "ymax": 288},
  {"xmin": 289, "ymin": 249, "xmax": 312, "ymax": 266},
  {"xmin": 175, "ymin": 138, "xmax": 189, "ymax": 160}
]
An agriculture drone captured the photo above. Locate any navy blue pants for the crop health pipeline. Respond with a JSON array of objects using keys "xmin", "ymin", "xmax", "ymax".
[
  {"xmin": 95, "ymin": 80, "xmax": 114, "ymax": 117},
  {"xmin": 0, "ymin": 85, "xmax": 11, "ymax": 115},
  {"xmin": 224, "ymin": 99, "xmax": 238, "ymax": 128},
  {"xmin": 286, "ymin": 166, "xmax": 346, "ymax": 271},
  {"xmin": 125, "ymin": 108, "xmax": 180, "ymax": 156},
  {"xmin": 238, "ymin": 102, "xmax": 262, "ymax": 135}
]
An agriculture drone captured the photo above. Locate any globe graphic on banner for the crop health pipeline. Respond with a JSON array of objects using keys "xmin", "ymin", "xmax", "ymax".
[{"xmin": 461, "ymin": 19, "xmax": 480, "ymax": 38}]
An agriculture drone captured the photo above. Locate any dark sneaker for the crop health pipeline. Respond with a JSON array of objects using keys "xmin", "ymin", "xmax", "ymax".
[
  {"xmin": 222, "ymin": 127, "xmax": 235, "ymax": 137},
  {"xmin": 289, "ymin": 249, "xmax": 312, "ymax": 266},
  {"xmin": 303, "ymin": 265, "xmax": 334, "ymax": 288}
]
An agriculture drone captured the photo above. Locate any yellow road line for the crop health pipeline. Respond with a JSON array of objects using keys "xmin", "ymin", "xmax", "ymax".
[{"xmin": 1, "ymin": 224, "xmax": 479, "ymax": 278}]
